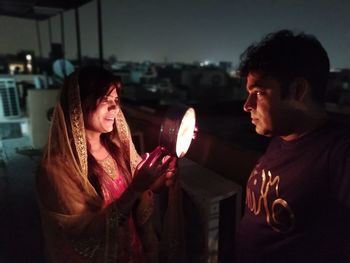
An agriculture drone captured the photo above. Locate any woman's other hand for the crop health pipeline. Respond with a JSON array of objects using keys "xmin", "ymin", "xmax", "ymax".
[
  {"xmin": 131, "ymin": 148, "xmax": 178, "ymax": 193},
  {"xmin": 150, "ymin": 156, "xmax": 177, "ymax": 193},
  {"xmin": 131, "ymin": 153, "xmax": 155, "ymax": 192}
]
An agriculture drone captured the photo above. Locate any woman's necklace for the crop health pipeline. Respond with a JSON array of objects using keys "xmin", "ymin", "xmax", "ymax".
[{"xmin": 99, "ymin": 155, "xmax": 118, "ymax": 180}]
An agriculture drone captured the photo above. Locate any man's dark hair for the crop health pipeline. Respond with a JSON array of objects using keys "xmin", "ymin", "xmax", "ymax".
[{"xmin": 238, "ymin": 29, "xmax": 330, "ymax": 102}]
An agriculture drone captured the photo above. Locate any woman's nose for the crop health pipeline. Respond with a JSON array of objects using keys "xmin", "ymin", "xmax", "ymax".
[
  {"xmin": 108, "ymin": 101, "xmax": 117, "ymax": 111},
  {"xmin": 243, "ymin": 94, "xmax": 256, "ymax": 112}
]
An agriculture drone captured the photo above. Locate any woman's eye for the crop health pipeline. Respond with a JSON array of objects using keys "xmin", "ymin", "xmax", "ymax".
[
  {"xmin": 100, "ymin": 96, "xmax": 119, "ymax": 105},
  {"xmin": 256, "ymin": 91, "xmax": 264, "ymax": 96}
]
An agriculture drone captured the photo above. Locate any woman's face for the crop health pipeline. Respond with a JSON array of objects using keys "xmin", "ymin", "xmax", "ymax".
[{"xmin": 85, "ymin": 85, "xmax": 119, "ymax": 135}]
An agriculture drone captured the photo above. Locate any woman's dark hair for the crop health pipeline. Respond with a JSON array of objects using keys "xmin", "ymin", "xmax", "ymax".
[
  {"xmin": 238, "ymin": 29, "xmax": 330, "ymax": 102},
  {"xmin": 61, "ymin": 66, "xmax": 130, "ymax": 197}
]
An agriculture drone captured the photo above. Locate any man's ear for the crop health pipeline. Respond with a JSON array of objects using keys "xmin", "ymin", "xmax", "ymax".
[{"xmin": 289, "ymin": 78, "xmax": 310, "ymax": 102}]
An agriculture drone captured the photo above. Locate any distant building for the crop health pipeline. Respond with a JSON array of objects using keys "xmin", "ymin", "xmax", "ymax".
[
  {"xmin": 219, "ymin": 61, "xmax": 232, "ymax": 71},
  {"xmin": 179, "ymin": 66, "xmax": 235, "ymax": 102},
  {"xmin": 326, "ymin": 69, "xmax": 350, "ymax": 106}
]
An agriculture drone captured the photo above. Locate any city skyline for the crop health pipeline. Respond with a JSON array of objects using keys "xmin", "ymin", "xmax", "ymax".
[{"xmin": 0, "ymin": 0, "xmax": 349, "ymax": 69}]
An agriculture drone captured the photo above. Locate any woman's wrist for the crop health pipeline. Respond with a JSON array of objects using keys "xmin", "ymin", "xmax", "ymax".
[
  {"xmin": 129, "ymin": 183, "xmax": 143, "ymax": 195},
  {"xmin": 115, "ymin": 186, "xmax": 141, "ymax": 222}
]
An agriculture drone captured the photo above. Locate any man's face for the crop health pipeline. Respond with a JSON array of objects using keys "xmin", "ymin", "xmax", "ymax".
[
  {"xmin": 86, "ymin": 85, "xmax": 119, "ymax": 134},
  {"xmin": 243, "ymin": 71, "xmax": 296, "ymax": 137}
]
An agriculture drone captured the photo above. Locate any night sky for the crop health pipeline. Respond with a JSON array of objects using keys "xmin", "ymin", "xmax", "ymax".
[{"xmin": 0, "ymin": 0, "xmax": 349, "ymax": 69}]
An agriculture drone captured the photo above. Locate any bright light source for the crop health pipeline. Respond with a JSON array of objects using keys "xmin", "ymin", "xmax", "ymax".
[
  {"xmin": 175, "ymin": 108, "xmax": 196, "ymax": 158},
  {"xmin": 137, "ymin": 105, "xmax": 197, "ymax": 178},
  {"xmin": 200, "ymin": 60, "xmax": 211, "ymax": 67},
  {"xmin": 159, "ymin": 105, "xmax": 196, "ymax": 158},
  {"xmin": 26, "ymin": 64, "xmax": 33, "ymax": 73},
  {"xmin": 26, "ymin": 54, "xmax": 32, "ymax": 61}
]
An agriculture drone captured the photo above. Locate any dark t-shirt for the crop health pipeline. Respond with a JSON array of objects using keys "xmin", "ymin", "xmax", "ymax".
[{"xmin": 235, "ymin": 121, "xmax": 350, "ymax": 263}]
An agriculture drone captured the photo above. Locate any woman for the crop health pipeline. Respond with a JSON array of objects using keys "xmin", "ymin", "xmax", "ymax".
[{"xmin": 36, "ymin": 66, "xmax": 176, "ymax": 262}]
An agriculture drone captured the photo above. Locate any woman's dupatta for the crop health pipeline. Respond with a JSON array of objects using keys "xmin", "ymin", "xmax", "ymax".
[{"xmin": 35, "ymin": 72, "xmax": 150, "ymax": 262}]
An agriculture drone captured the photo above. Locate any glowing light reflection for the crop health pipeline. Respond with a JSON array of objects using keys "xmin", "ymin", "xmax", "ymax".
[{"xmin": 176, "ymin": 108, "xmax": 196, "ymax": 158}]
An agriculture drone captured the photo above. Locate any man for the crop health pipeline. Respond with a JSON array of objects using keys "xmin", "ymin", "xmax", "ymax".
[{"xmin": 234, "ymin": 30, "xmax": 350, "ymax": 262}]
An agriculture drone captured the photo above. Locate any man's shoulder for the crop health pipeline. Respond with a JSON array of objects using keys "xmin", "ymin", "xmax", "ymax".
[{"xmin": 320, "ymin": 120, "xmax": 350, "ymax": 161}]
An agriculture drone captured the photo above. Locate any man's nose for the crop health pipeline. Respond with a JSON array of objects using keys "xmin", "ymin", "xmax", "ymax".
[{"xmin": 243, "ymin": 94, "xmax": 256, "ymax": 112}]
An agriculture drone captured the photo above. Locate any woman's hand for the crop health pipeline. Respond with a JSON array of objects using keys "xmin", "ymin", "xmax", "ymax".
[
  {"xmin": 131, "ymin": 153, "xmax": 156, "ymax": 192},
  {"xmin": 131, "ymin": 147, "xmax": 178, "ymax": 193},
  {"xmin": 150, "ymin": 156, "xmax": 177, "ymax": 193}
]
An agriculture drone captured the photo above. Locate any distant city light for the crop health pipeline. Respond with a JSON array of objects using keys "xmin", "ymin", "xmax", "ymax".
[
  {"xmin": 200, "ymin": 60, "xmax": 211, "ymax": 67},
  {"xmin": 26, "ymin": 64, "xmax": 33, "ymax": 73},
  {"xmin": 26, "ymin": 54, "xmax": 33, "ymax": 73},
  {"xmin": 9, "ymin": 63, "xmax": 24, "ymax": 75},
  {"xmin": 229, "ymin": 70, "xmax": 239, "ymax": 77}
]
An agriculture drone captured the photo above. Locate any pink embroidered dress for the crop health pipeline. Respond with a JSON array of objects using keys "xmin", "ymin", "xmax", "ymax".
[{"xmin": 98, "ymin": 155, "xmax": 144, "ymax": 263}]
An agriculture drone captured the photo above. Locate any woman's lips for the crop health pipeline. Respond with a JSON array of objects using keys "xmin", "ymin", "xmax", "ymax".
[{"xmin": 105, "ymin": 117, "xmax": 115, "ymax": 123}]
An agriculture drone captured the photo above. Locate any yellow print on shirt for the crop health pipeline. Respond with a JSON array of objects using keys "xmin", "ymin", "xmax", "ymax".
[{"xmin": 246, "ymin": 169, "xmax": 295, "ymax": 233}]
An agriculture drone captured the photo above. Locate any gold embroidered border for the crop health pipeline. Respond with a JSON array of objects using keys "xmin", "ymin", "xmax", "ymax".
[{"xmin": 68, "ymin": 74, "xmax": 88, "ymax": 177}]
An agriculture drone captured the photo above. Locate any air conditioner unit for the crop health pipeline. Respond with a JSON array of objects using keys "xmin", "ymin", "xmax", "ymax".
[
  {"xmin": 0, "ymin": 78, "xmax": 21, "ymax": 119},
  {"xmin": 179, "ymin": 158, "xmax": 242, "ymax": 263},
  {"xmin": 27, "ymin": 89, "xmax": 60, "ymax": 149}
]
